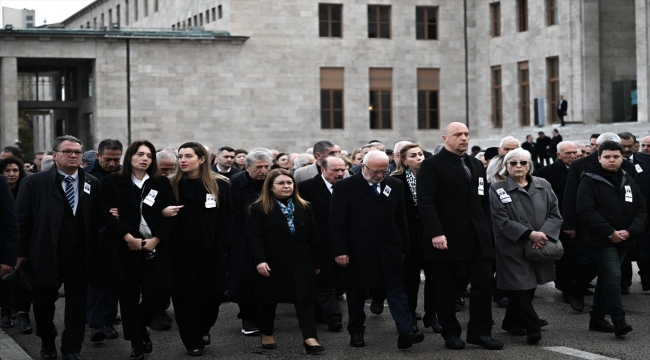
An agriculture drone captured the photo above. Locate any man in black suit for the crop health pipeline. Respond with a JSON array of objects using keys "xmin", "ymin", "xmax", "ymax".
[
  {"xmin": 521, "ymin": 135, "xmax": 536, "ymax": 160},
  {"xmin": 417, "ymin": 122, "xmax": 502, "ymax": 351},
  {"xmin": 330, "ymin": 150, "xmax": 424, "ymax": 350},
  {"xmin": 299, "ymin": 156, "xmax": 347, "ymax": 332},
  {"xmin": 562, "ymin": 133, "xmax": 637, "ymax": 319},
  {"xmin": 535, "ymin": 132, "xmax": 552, "ymax": 166},
  {"xmin": 550, "ymin": 129, "xmax": 563, "ymax": 161},
  {"xmin": 0, "ymin": 175, "xmax": 18, "ymax": 277},
  {"xmin": 557, "ymin": 95, "xmax": 568, "ymax": 126},
  {"xmin": 534, "ymin": 141, "xmax": 578, "ymax": 302},
  {"xmin": 16, "ymin": 135, "xmax": 100, "ymax": 360},
  {"xmin": 211, "ymin": 146, "xmax": 240, "ymax": 178}
]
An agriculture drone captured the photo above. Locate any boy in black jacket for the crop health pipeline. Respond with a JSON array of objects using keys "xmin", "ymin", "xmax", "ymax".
[{"xmin": 576, "ymin": 141, "xmax": 646, "ymax": 337}]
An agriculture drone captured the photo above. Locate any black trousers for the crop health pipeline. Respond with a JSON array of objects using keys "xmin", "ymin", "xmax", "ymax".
[
  {"xmin": 119, "ymin": 257, "xmax": 161, "ymax": 347},
  {"xmin": 258, "ymin": 302, "xmax": 317, "ymax": 340},
  {"xmin": 314, "ymin": 288, "xmax": 342, "ymax": 325},
  {"xmin": 172, "ymin": 293, "xmax": 221, "ymax": 350},
  {"xmin": 555, "ymin": 235, "xmax": 579, "ymax": 294},
  {"xmin": 502, "ymin": 289, "xmax": 540, "ymax": 335},
  {"xmin": 237, "ymin": 302, "xmax": 258, "ymax": 322},
  {"xmin": 431, "ymin": 259, "xmax": 493, "ymax": 339},
  {"xmin": 346, "ymin": 285, "xmax": 414, "ymax": 336},
  {"xmin": 86, "ymin": 286, "xmax": 119, "ymax": 328},
  {"xmin": 32, "ymin": 244, "xmax": 87, "ymax": 356},
  {"xmin": 571, "ymin": 244, "xmax": 599, "ymax": 299},
  {"xmin": 0, "ymin": 276, "xmax": 32, "ymax": 314}
]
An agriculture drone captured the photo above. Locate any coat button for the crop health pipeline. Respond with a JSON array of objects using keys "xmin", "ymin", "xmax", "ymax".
[{"xmin": 416, "ymin": 215, "xmax": 420, "ymax": 219}]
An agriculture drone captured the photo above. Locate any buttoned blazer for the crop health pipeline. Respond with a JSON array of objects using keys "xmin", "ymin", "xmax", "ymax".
[
  {"xmin": 416, "ymin": 148, "xmax": 494, "ymax": 261},
  {"xmin": 16, "ymin": 166, "xmax": 100, "ymax": 287},
  {"xmin": 329, "ymin": 172, "xmax": 409, "ymax": 288},
  {"xmin": 0, "ymin": 175, "xmax": 19, "ymax": 267}
]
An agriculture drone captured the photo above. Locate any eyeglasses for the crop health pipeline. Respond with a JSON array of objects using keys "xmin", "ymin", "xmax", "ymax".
[
  {"xmin": 364, "ymin": 164, "xmax": 390, "ymax": 175},
  {"xmin": 58, "ymin": 150, "xmax": 83, "ymax": 157},
  {"xmin": 508, "ymin": 160, "xmax": 529, "ymax": 166},
  {"xmin": 274, "ymin": 181, "xmax": 294, "ymax": 186}
]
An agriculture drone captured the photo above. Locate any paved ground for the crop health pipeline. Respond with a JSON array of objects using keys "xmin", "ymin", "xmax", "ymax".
[{"xmin": 3, "ymin": 266, "xmax": 650, "ymax": 360}]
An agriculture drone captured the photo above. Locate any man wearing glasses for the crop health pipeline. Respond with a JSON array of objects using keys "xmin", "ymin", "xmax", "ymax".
[
  {"xmin": 16, "ymin": 135, "xmax": 101, "ymax": 360},
  {"xmin": 330, "ymin": 150, "xmax": 424, "ymax": 350}
]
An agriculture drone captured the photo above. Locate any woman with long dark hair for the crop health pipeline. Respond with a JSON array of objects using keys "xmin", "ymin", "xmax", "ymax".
[
  {"xmin": 164, "ymin": 142, "xmax": 234, "ymax": 356},
  {"xmin": 99, "ymin": 140, "xmax": 177, "ymax": 360},
  {"xmin": 247, "ymin": 169, "xmax": 324, "ymax": 354}
]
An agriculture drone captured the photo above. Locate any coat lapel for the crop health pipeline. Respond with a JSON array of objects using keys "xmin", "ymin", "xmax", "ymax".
[
  {"xmin": 440, "ymin": 150, "xmax": 471, "ymax": 183},
  {"xmin": 118, "ymin": 176, "xmax": 142, "ymax": 210},
  {"xmin": 314, "ymin": 175, "xmax": 332, "ymax": 201},
  {"xmin": 48, "ymin": 166, "xmax": 63, "ymax": 203},
  {"xmin": 353, "ymin": 172, "xmax": 381, "ymax": 200}
]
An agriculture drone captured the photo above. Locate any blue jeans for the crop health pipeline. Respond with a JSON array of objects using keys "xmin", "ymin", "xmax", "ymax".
[{"xmin": 590, "ymin": 246, "xmax": 627, "ymax": 323}]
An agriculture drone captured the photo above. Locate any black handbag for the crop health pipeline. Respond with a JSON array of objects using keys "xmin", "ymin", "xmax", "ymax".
[{"xmin": 507, "ymin": 189, "xmax": 564, "ymax": 262}]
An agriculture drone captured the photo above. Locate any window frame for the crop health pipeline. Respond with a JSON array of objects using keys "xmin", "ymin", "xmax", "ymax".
[
  {"xmin": 518, "ymin": 0, "xmax": 528, "ymax": 32},
  {"xmin": 319, "ymin": 3, "xmax": 343, "ymax": 38},
  {"xmin": 368, "ymin": 5, "xmax": 391, "ymax": 39},
  {"xmin": 547, "ymin": 0, "xmax": 558, "ymax": 26},
  {"xmin": 416, "ymin": 6, "xmax": 438, "ymax": 40},
  {"xmin": 492, "ymin": 66, "xmax": 503, "ymax": 128},
  {"xmin": 490, "ymin": 2, "xmax": 500, "ymax": 37},
  {"xmin": 519, "ymin": 61, "xmax": 530, "ymax": 126},
  {"xmin": 547, "ymin": 57, "xmax": 560, "ymax": 125},
  {"xmin": 320, "ymin": 67, "xmax": 345, "ymax": 129}
]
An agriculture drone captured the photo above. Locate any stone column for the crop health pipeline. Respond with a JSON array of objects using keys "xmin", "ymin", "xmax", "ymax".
[
  {"xmin": 577, "ymin": 0, "xmax": 601, "ymax": 125},
  {"xmin": 636, "ymin": 0, "xmax": 649, "ymax": 123},
  {"xmin": 0, "ymin": 57, "xmax": 19, "ymax": 147}
]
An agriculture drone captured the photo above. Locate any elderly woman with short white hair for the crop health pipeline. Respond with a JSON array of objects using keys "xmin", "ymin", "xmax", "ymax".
[{"xmin": 489, "ymin": 148, "xmax": 563, "ymax": 346}]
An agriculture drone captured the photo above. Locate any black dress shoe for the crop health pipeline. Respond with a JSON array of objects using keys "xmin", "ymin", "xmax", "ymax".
[
  {"xmin": 397, "ymin": 330, "xmax": 424, "ymax": 349},
  {"xmin": 562, "ymin": 293, "xmax": 572, "ymax": 304},
  {"xmin": 103, "ymin": 325, "xmax": 119, "ymax": 339},
  {"xmin": 415, "ymin": 312, "xmax": 422, "ymax": 321},
  {"xmin": 614, "ymin": 322, "xmax": 633, "ymax": 337},
  {"xmin": 422, "ymin": 315, "xmax": 442, "ymax": 333},
  {"xmin": 493, "ymin": 296, "xmax": 509, "ymax": 308},
  {"xmin": 58, "ymin": 291, "xmax": 65, "ymax": 297},
  {"xmin": 113, "ymin": 315, "xmax": 122, "ymax": 324},
  {"xmin": 588, "ymin": 281, "xmax": 596, "ymax": 288},
  {"xmin": 570, "ymin": 297, "xmax": 584, "ymax": 312},
  {"xmin": 149, "ymin": 312, "xmax": 171, "ymax": 331},
  {"xmin": 129, "ymin": 347, "xmax": 144, "ymax": 360},
  {"xmin": 142, "ymin": 335, "xmax": 153, "ymax": 353},
  {"xmin": 1, "ymin": 312, "xmax": 14, "ymax": 328},
  {"xmin": 187, "ymin": 348, "xmax": 204, "ymax": 356},
  {"xmin": 526, "ymin": 333, "xmax": 542, "ymax": 345},
  {"xmin": 370, "ymin": 300, "xmax": 384, "ymax": 315},
  {"xmin": 327, "ymin": 320, "xmax": 343, "ymax": 332},
  {"xmin": 466, "ymin": 335, "xmax": 504, "ymax": 350},
  {"xmin": 18, "ymin": 313, "xmax": 32, "ymax": 334},
  {"xmin": 461, "ymin": 289, "xmax": 470, "ymax": 298},
  {"xmin": 539, "ymin": 319, "xmax": 549, "ymax": 327},
  {"xmin": 350, "ymin": 332, "xmax": 365, "ymax": 347},
  {"xmin": 585, "ymin": 289, "xmax": 594, "ymax": 296},
  {"xmin": 455, "ymin": 304, "xmax": 461, "ymax": 312},
  {"xmin": 589, "ymin": 318, "xmax": 615, "ymax": 333},
  {"xmin": 621, "ymin": 286, "xmax": 631, "ymax": 295},
  {"xmin": 89, "ymin": 326, "xmax": 106, "ymax": 342},
  {"xmin": 444, "ymin": 336, "xmax": 465, "ymax": 350},
  {"xmin": 303, "ymin": 341, "xmax": 324, "ymax": 354},
  {"xmin": 456, "ymin": 297, "xmax": 465, "ymax": 306},
  {"xmin": 501, "ymin": 325, "xmax": 526, "ymax": 336},
  {"xmin": 62, "ymin": 354, "xmax": 84, "ymax": 360},
  {"xmin": 40, "ymin": 340, "xmax": 57, "ymax": 360}
]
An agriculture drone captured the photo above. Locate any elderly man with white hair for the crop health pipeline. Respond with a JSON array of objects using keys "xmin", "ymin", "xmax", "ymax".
[
  {"xmin": 498, "ymin": 136, "xmax": 520, "ymax": 155},
  {"xmin": 562, "ymin": 133, "xmax": 638, "ymax": 318},
  {"xmin": 330, "ymin": 150, "xmax": 424, "ymax": 350}
]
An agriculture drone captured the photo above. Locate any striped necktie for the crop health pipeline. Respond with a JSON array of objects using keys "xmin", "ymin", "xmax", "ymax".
[{"xmin": 64, "ymin": 176, "xmax": 75, "ymax": 210}]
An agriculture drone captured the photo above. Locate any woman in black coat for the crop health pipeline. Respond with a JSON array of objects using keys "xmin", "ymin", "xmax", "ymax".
[
  {"xmin": 164, "ymin": 142, "xmax": 234, "ymax": 356},
  {"xmin": 100, "ymin": 140, "xmax": 176, "ymax": 360},
  {"xmin": 247, "ymin": 169, "xmax": 324, "ymax": 354}
]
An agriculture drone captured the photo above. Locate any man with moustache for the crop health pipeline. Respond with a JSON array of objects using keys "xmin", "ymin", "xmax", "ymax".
[
  {"xmin": 330, "ymin": 150, "xmax": 424, "ymax": 349},
  {"xmin": 157, "ymin": 152, "xmax": 177, "ymax": 177},
  {"xmin": 417, "ymin": 122, "xmax": 502, "ymax": 350},
  {"xmin": 299, "ymin": 156, "xmax": 347, "ymax": 332}
]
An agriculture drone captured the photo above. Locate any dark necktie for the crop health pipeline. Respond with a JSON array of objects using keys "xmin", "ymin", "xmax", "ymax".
[
  {"xmin": 64, "ymin": 176, "xmax": 75, "ymax": 210},
  {"xmin": 460, "ymin": 157, "xmax": 471, "ymax": 181},
  {"xmin": 628, "ymin": 157, "xmax": 634, "ymax": 164},
  {"xmin": 372, "ymin": 184, "xmax": 380, "ymax": 196}
]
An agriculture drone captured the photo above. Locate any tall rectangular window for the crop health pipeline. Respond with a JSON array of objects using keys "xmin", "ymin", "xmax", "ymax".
[
  {"xmin": 200, "ymin": 13, "xmax": 203, "ymax": 25},
  {"xmin": 218, "ymin": 5, "xmax": 223, "ymax": 19},
  {"xmin": 369, "ymin": 68, "xmax": 392, "ymax": 129},
  {"xmin": 155, "ymin": 0, "xmax": 159, "ymax": 12},
  {"xmin": 212, "ymin": 8, "xmax": 216, "ymax": 20},
  {"xmin": 125, "ymin": 0, "xmax": 129, "ymax": 25},
  {"xmin": 194, "ymin": 15, "xmax": 198, "ymax": 26},
  {"xmin": 320, "ymin": 68, "xmax": 344, "ymax": 129},
  {"xmin": 188, "ymin": 18, "xmax": 192, "ymax": 27},
  {"xmin": 547, "ymin": 57, "xmax": 560, "ymax": 124},
  {"xmin": 492, "ymin": 66, "xmax": 502, "ymax": 128},
  {"xmin": 490, "ymin": 2, "xmax": 500, "ymax": 37},
  {"xmin": 206, "ymin": 10, "xmax": 210, "ymax": 23},
  {"xmin": 518, "ymin": 0, "xmax": 528, "ymax": 32},
  {"xmin": 519, "ymin": 62, "xmax": 530, "ymax": 126},
  {"xmin": 109, "ymin": 9, "xmax": 112, "ymax": 26},
  {"xmin": 368, "ymin": 5, "xmax": 390, "ymax": 38},
  {"xmin": 117, "ymin": 5, "xmax": 120, "ymax": 25},
  {"xmin": 547, "ymin": 0, "xmax": 558, "ymax": 26},
  {"xmin": 134, "ymin": 0, "xmax": 139, "ymax": 21},
  {"xmin": 101, "ymin": 13, "xmax": 104, "ymax": 27},
  {"xmin": 416, "ymin": 7, "xmax": 437, "ymax": 40},
  {"xmin": 93, "ymin": 17, "xmax": 97, "ymax": 28},
  {"xmin": 144, "ymin": 0, "xmax": 148, "ymax": 17},
  {"xmin": 87, "ymin": 21, "xmax": 90, "ymax": 28},
  {"xmin": 417, "ymin": 69, "xmax": 440, "ymax": 129},
  {"xmin": 319, "ymin": 4, "xmax": 342, "ymax": 38}
]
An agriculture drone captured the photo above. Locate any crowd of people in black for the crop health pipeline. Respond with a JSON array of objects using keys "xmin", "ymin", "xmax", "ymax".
[{"xmin": 0, "ymin": 122, "xmax": 648, "ymax": 359}]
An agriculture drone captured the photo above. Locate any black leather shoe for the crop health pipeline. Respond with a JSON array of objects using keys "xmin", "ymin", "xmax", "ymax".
[
  {"xmin": 397, "ymin": 330, "xmax": 424, "ymax": 349},
  {"xmin": 40, "ymin": 340, "xmax": 57, "ymax": 360},
  {"xmin": 422, "ymin": 315, "xmax": 442, "ymax": 333},
  {"xmin": 570, "ymin": 297, "xmax": 584, "ymax": 312},
  {"xmin": 456, "ymin": 296, "xmax": 465, "ymax": 306},
  {"xmin": 62, "ymin": 354, "xmax": 84, "ymax": 360},
  {"xmin": 614, "ymin": 322, "xmax": 633, "ymax": 337},
  {"xmin": 187, "ymin": 348, "xmax": 204, "ymax": 356},
  {"xmin": 415, "ymin": 312, "xmax": 422, "ymax": 321},
  {"xmin": 370, "ymin": 300, "xmax": 384, "ymax": 315},
  {"xmin": 444, "ymin": 336, "xmax": 465, "ymax": 350},
  {"xmin": 149, "ymin": 312, "xmax": 171, "ymax": 331},
  {"xmin": 303, "ymin": 341, "xmax": 324, "ymax": 354},
  {"xmin": 589, "ymin": 281, "xmax": 596, "ymax": 288},
  {"xmin": 18, "ymin": 313, "xmax": 32, "ymax": 334},
  {"xmin": 142, "ymin": 335, "xmax": 153, "ymax": 354},
  {"xmin": 113, "ymin": 315, "xmax": 122, "ymax": 324},
  {"xmin": 589, "ymin": 318, "xmax": 615, "ymax": 333},
  {"xmin": 461, "ymin": 289, "xmax": 470, "ymax": 298},
  {"xmin": 585, "ymin": 289, "xmax": 594, "ymax": 296},
  {"xmin": 562, "ymin": 293, "xmax": 572, "ymax": 304},
  {"xmin": 502, "ymin": 325, "xmax": 526, "ymax": 336},
  {"xmin": 203, "ymin": 333, "xmax": 211, "ymax": 345},
  {"xmin": 621, "ymin": 286, "xmax": 631, "ymax": 295},
  {"xmin": 1, "ymin": 312, "xmax": 13, "ymax": 328},
  {"xmin": 455, "ymin": 304, "xmax": 461, "ymax": 312},
  {"xmin": 89, "ymin": 327, "xmax": 106, "ymax": 342},
  {"xmin": 58, "ymin": 291, "xmax": 65, "ymax": 297},
  {"xmin": 466, "ymin": 335, "xmax": 504, "ymax": 350},
  {"xmin": 327, "ymin": 320, "xmax": 343, "ymax": 332},
  {"xmin": 350, "ymin": 332, "xmax": 365, "ymax": 347},
  {"xmin": 539, "ymin": 319, "xmax": 549, "ymax": 327},
  {"xmin": 526, "ymin": 333, "xmax": 542, "ymax": 345},
  {"xmin": 103, "ymin": 325, "xmax": 119, "ymax": 339},
  {"xmin": 129, "ymin": 347, "xmax": 144, "ymax": 360},
  {"xmin": 493, "ymin": 296, "xmax": 509, "ymax": 308}
]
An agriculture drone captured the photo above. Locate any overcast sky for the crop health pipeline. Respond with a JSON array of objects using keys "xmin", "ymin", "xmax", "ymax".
[{"xmin": 1, "ymin": 0, "xmax": 94, "ymax": 27}]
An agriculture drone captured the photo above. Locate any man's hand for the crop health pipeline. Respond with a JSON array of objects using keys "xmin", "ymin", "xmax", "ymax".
[
  {"xmin": 162, "ymin": 205, "xmax": 184, "ymax": 217},
  {"xmin": 335, "ymin": 255, "xmax": 349, "ymax": 267},
  {"xmin": 610, "ymin": 231, "xmax": 625, "ymax": 243},
  {"xmin": 315, "ymin": 269, "xmax": 321, "ymax": 275},
  {"xmin": 618, "ymin": 230, "xmax": 631, "ymax": 240},
  {"xmin": 563, "ymin": 229, "xmax": 576, "ymax": 239},
  {"xmin": 0, "ymin": 264, "xmax": 13, "ymax": 277},
  {"xmin": 124, "ymin": 234, "xmax": 143, "ymax": 250},
  {"xmin": 432, "ymin": 235, "xmax": 448, "ymax": 250},
  {"xmin": 109, "ymin": 208, "xmax": 120, "ymax": 219},
  {"xmin": 528, "ymin": 231, "xmax": 548, "ymax": 249},
  {"xmin": 15, "ymin": 257, "xmax": 26, "ymax": 270},
  {"xmin": 257, "ymin": 262, "xmax": 271, "ymax": 277},
  {"xmin": 142, "ymin": 237, "xmax": 160, "ymax": 252}
]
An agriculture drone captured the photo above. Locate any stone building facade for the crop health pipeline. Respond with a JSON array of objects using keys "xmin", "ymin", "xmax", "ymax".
[{"xmin": 0, "ymin": 0, "xmax": 647, "ymax": 153}]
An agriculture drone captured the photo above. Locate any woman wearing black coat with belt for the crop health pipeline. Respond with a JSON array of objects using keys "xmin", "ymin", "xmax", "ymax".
[
  {"xmin": 100, "ymin": 140, "xmax": 177, "ymax": 360},
  {"xmin": 164, "ymin": 142, "xmax": 234, "ymax": 356},
  {"xmin": 247, "ymin": 169, "xmax": 324, "ymax": 354}
]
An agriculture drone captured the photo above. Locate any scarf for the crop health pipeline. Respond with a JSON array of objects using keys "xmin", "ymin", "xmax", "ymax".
[
  {"xmin": 406, "ymin": 168, "xmax": 417, "ymax": 206},
  {"xmin": 276, "ymin": 198, "xmax": 295, "ymax": 236}
]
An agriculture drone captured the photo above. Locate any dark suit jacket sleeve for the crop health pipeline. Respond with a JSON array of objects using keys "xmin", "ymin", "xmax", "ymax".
[
  {"xmin": 220, "ymin": 179, "xmax": 235, "ymax": 251},
  {"xmin": 562, "ymin": 162, "xmax": 581, "ymax": 230},
  {"xmin": 329, "ymin": 181, "xmax": 350, "ymax": 257},
  {"xmin": 15, "ymin": 175, "xmax": 34, "ymax": 257},
  {"xmin": 0, "ymin": 176, "xmax": 19, "ymax": 266},
  {"xmin": 306, "ymin": 206, "xmax": 323, "ymax": 269},
  {"xmin": 395, "ymin": 185, "xmax": 410, "ymax": 255},
  {"xmin": 416, "ymin": 160, "xmax": 445, "ymax": 240},
  {"xmin": 151, "ymin": 177, "xmax": 177, "ymax": 242},
  {"xmin": 100, "ymin": 176, "xmax": 134, "ymax": 239},
  {"xmin": 246, "ymin": 204, "xmax": 267, "ymax": 266}
]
